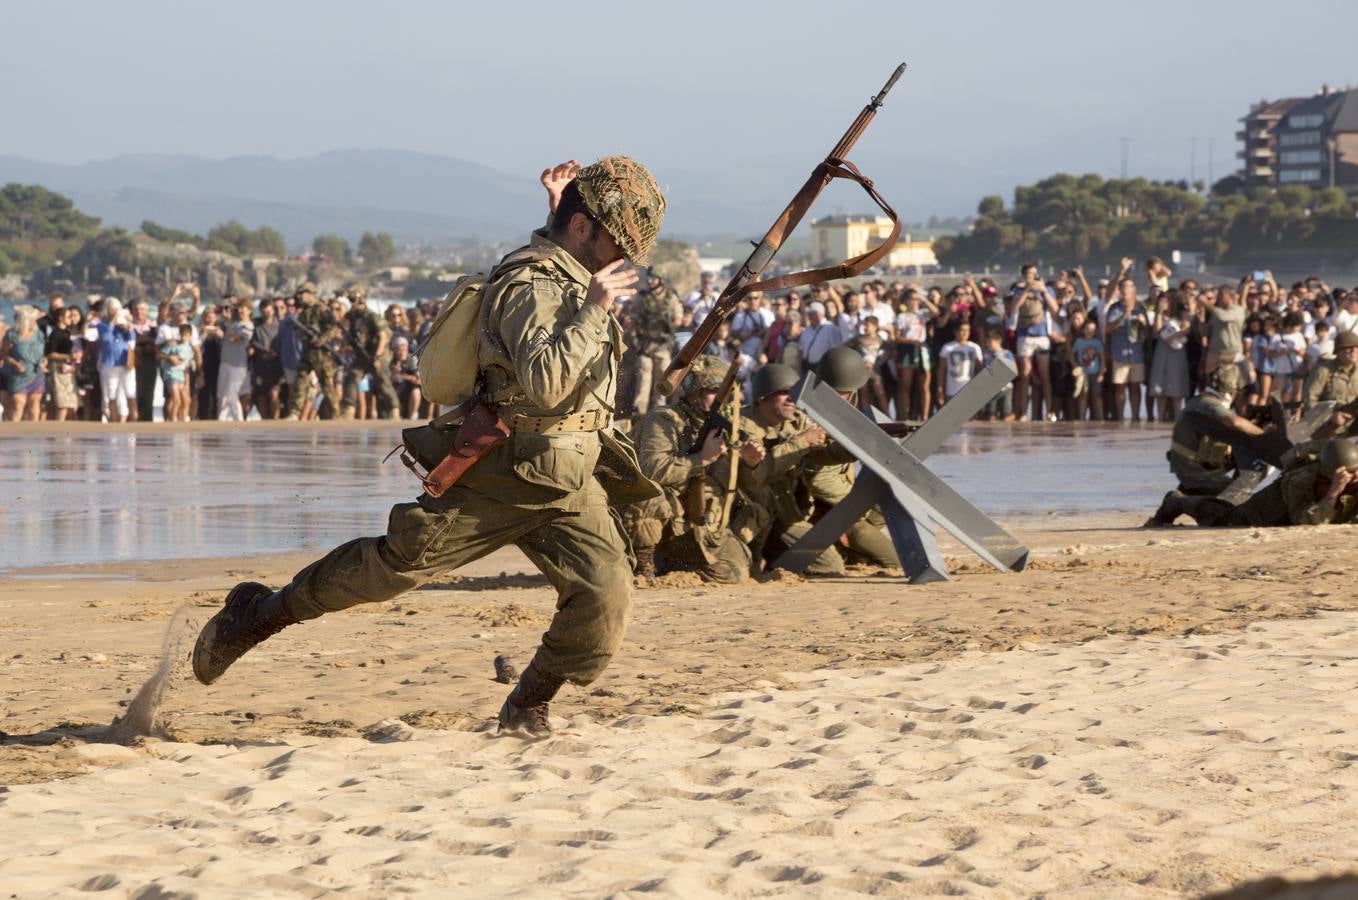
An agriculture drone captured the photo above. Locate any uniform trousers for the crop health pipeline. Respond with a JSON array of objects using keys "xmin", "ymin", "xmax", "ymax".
[{"xmin": 278, "ymin": 478, "xmax": 633, "ymax": 686}]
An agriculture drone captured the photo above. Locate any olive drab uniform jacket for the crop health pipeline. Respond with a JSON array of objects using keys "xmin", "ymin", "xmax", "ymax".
[
  {"xmin": 469, "ymin": 229, "xmax": 656, "ymax": 512},
  {"xmin": 1303, "ymin": 358, "xmax": 1358, "ymax": 435},
  {"xmin": 347, "ymin": 306, "xmax": 388, "ymax": 360},
  {"xmin": 737, "ymin": 406, "xmax": 839, "ymax": 528},
  {"xmin": 1168, "ymin": 392, "xmax": 1237, "ymax": 494}
]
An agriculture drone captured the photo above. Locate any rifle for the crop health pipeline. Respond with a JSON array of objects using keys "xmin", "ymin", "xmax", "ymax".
[
  {"xmin": 683, "ymin": 357, "xmax": 743, "ymax": 526},
  {"xmin": 287, "ymin": 314, "xmax": 345, "ymax": 364},
  {"xmin": 661, "ymin": 63, "xmax": 907, "ymax": 395}
]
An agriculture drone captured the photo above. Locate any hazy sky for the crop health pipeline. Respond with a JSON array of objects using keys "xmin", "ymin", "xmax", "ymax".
[{"xmin": 6, "ymin": 0, "xmax": 1357, "ymax": 217}]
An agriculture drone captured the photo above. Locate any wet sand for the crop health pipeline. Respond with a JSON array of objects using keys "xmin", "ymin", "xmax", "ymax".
[{"xmin": 3, "ymin": 422, "xmax": 1356, "ymax": 896}]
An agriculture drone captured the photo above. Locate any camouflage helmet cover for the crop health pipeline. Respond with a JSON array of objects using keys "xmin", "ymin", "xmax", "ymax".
[
  {"xmin": 1209, "ymin": 362, "xmax": 1244, "ymax": 395},
  {"xmin": 1319, "ymin": 439, "xmax": 1358, "ymax": 475},
  {"xmin": 815, "ymin": 346, "xmax": 870, "ymax": 392},
  {"xmin": 575, "ymin": 156, "xmax": 666, "ymax": 265},
  {"xmin": 347, "ymin": 284, "xmax": 369, "ymax": 303},
  {"xmin": 751, "ymin": 363, "xmax": 800, "ymax": 401},
  {"xmin": 680, "ymin": 354, "xmax": 727, "ymax": 398}
]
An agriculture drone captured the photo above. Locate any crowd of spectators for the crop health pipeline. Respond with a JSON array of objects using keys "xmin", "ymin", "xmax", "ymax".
[
  {"xmin": 4, "ymin": 260, "xmax": 1356, "ymax": 426},
  {"xmin": 616, "ymin": 261, "xmax": 1358, "ymax": 424},
  {"xmin": 0, "ymin": 287, "xmax": 438, "ymax": 423}
]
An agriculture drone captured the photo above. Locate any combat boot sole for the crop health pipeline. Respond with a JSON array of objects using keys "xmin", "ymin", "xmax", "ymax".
[{"xmin": 192, "ymin": 581, "xmax": 289, "ymax": 685}]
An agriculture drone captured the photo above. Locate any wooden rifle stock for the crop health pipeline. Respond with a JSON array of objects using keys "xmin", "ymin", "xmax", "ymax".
[
  {"xmin": 683, "ymin": 357, "xmax": 744, "ymax": 525},
  {"xmin": 661, "ymin": 63, "xmax": 907, "ymax": 396}
]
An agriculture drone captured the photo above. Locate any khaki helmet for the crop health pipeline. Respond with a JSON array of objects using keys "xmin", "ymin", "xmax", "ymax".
[
  {"xmin": 1319, "ymin": 439, "xmax": 1358, "ymax": 475},
  {"xmin": 680, "ymin": 354, "xmax": 727, "ymax": 398},
  {"xmin": 575, "ymin": 156, "xmax": 666, "ymax": 265},
  {"xmin": 1208, "ymin": 362, "xmax": 1244, "ymax": 396},
  {"xmin": 751, "ymin": 363, "xmax": 800, "ymax": 401},
  {"xmin": 1335, "ymin": 330, "xmax": 1358, "ymax": 351},
  {"xmin": 347, "ymin": 284, "xmax": 368, "ymax": 304},
  {"xmin": 815, "ymin": 346, "xmax": 870, "ymax": 392}
]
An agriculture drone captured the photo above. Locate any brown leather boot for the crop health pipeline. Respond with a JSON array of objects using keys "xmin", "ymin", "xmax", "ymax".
[{"xmin": 497, "ymin": 660, "xmax": 564, "ymax": 736}]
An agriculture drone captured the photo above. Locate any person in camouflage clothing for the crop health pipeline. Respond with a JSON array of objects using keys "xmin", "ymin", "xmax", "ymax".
[
  {"xmin": 285, "ymin": 282, "xmax": 343, "ymax": 419},
  {"xmin": 623, "ymin": 354, "xmax": 769, "ymax": 583},
  {"xmin": 628, "ymin": 272, "xmax": 683, "ymax": 416},
  {"xmin": 340, "ymin": 285, "xmax": 400, "ymax": 419},
  {"xmin": 1155, "ymin": 439, "xmax": 1358, "ymax": 528}
]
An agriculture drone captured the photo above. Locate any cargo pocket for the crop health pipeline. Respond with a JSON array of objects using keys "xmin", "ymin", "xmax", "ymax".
[
  {"xmin": 384, "ymin": 500, "xmax": 461, "ymax": 569},
  {"xmin": 510, "ymin": 432, "xmax": 598, "ymax": 494}
]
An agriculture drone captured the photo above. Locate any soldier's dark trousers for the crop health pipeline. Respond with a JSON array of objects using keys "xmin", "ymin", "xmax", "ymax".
[
  {"xmin": 341, "ymin": 356, "xmax": 400, "ymax": 418},
  {"xmin": 277, "ymin": 480, "xmax": 633, "ymax": 685}
]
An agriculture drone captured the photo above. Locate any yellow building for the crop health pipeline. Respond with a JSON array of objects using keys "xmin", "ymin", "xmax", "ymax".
[{"xmin": 810, "ymin": 215, "xmax": 937, "ymax": 271}]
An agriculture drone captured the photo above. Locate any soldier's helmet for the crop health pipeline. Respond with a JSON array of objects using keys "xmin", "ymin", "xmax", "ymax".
[
  {"xmin": 1208, "ymin": 362, "xmax": 1244, "ymax": 396},
  {"xmin": 1319, "ymin": 439, "xmax": 1358, "ymax": 475},
  {"xmin": 1335, "ymin": 331, "xmax": 1358, "ymax": 351},
  {"xmin": 815, "ymin": 346, "xmax": 870, "ymax": 392},
  {"xmin": 294, "ymin": 281, "xmax": 318, "ymax": 299},
  {"xmin": 347, "ymin": 284, "xmax": 368, "ymax": 304},
  {"xmin": 751, "ymin": 363, "xmax": 800, "ymax": 402},
  {"xmin": 680, "ymin": 354, "xmax": 727, "ymax": 398},
  {"xmin": 574, "ymin": 156, "xmax": 666, "ymax": 266}
]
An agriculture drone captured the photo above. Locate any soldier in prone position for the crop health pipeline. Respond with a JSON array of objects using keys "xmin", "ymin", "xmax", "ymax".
[
  {"xmin": 1155, "ymin": 438, "xmax": 1358, "ymax": 528},
  {"xmin": 624, "ymin": 355, "xmax": 769, "ymax": 583},
  {"xmin": 192, "ymin": 157, "xmax": 667, "ymax": 735}
]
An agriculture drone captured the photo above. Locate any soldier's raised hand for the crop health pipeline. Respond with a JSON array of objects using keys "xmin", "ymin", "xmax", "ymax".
[
  {"xmin": 798, "ymin": 426, "xmax": 829, "ymax": 449},
  {"xmin": 587, "ymin": 259, "xmax": 639, "ymax": 312},
  {"xmin": 739, "ymin": 438, "xmax": 766, "ymax": 466},
  {"xmin": 541, "ymin": 160, "xmax": 581, "ymax": 214}
]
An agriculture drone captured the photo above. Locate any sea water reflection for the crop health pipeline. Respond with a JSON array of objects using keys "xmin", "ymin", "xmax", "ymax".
[{"xmin": 1, "ymin": 423, "xmax": 1171, "ymax": 572}]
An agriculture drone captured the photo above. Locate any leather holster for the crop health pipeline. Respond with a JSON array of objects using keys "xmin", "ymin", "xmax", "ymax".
[{"xmin": 405, "ymin": 401, "xmax": 510, "ymax": 498}]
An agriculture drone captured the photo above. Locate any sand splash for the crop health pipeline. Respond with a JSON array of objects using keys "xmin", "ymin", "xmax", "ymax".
[{"xmin": 104, "ymin": 604, "xmax": 201, "ymax": 744}]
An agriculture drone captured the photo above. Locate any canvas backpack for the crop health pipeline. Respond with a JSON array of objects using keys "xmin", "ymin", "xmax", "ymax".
[{"xmin": 416, "ymin": 248, "xmax": 546, "ymax": 407}]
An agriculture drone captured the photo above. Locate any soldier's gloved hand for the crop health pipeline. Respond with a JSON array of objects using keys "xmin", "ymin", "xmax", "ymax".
[
  {"xmin": 740, "ymin": 439, "xmax": 766, "ymax": 466},
  {"xmin": 588, "ymin": 260, "xmax": 639, "ymax": 313},
  {"xmin": 699, "ymin": 430, "xmax": 727, "ymax": 466}
]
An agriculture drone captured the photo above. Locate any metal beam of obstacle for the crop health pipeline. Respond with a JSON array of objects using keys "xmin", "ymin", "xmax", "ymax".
[{"xmin": 774, "ymin": 356, "xmax": 1028, "ymax": 582}]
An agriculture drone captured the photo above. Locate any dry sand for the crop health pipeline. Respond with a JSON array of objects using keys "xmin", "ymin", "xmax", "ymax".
[{"xmin": 2, "ymin": 519, "xmax": 1357, "ymax": 896}]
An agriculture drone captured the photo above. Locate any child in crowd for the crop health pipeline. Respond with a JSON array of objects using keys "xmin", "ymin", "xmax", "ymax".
[
  {"xmin": 159, "ymin": 323, "xmax": 195, "ymax": 422},
  {"xmin": 981, "ymin": 331, "xmax": 1015, "ymax": 420},
  {"xmin": 937, "ymin": 321, "xmax": 984, "ymax": 405},
  {"xmin": 1072, "ymin": 318, "xmax": 1105, "ymax": 422},
  {"xmin": 1276, "ymin": 312, "xmax": 1307, "ymax": 408}
]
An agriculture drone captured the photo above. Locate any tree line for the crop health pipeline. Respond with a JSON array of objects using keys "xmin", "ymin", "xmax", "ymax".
[
  {"xmin": 932, "ymin": 174, "xmax": 1358, "ymax": 270},
  {"xmin": 0, "ymin": 182, "xmax": 400, "ymax": 277}
]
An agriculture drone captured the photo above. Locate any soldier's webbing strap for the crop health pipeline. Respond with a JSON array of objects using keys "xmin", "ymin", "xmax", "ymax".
[{"xmin": 512, "ymin": 409, "xmax": 611, "ymax": 435}]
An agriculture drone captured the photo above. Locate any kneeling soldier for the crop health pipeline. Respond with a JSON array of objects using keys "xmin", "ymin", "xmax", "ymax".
[{"xmin": 624, "ymin": 355, "xmax": 767, "ymax": 583}]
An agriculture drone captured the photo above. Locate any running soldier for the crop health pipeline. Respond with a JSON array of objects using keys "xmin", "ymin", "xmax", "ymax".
[{"xmin": 193, "ymin": 157, "xmax": 666, "ymax": 735}]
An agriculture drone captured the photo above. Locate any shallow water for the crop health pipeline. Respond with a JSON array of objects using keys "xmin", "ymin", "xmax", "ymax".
[{"xmin": 0, "ymin": 423, "xmax": 1171, "ymax": 572}]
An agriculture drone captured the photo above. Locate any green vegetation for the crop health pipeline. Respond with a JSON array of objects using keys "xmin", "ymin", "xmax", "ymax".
[
  {"xmin": 933, "ymin": 174, "xmax": 1358, "ymax": 269},
  {"xmin": 141, "ymin": 219, "xmax": 201, "ymax": 246},
  {"xmin": 0, "ymin": 183, "xmax": 101, "ymax": 275},
  {"xmin": 358, "ymin": 231, "xmax": 397, "ymax": 267},
  {"xmin": 205, "ymin": 220, "xmax": 286, "ymax": 257},
  {"xmin": 312, "ymin": 233, "xmax": 352, "ymax": 264}
]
